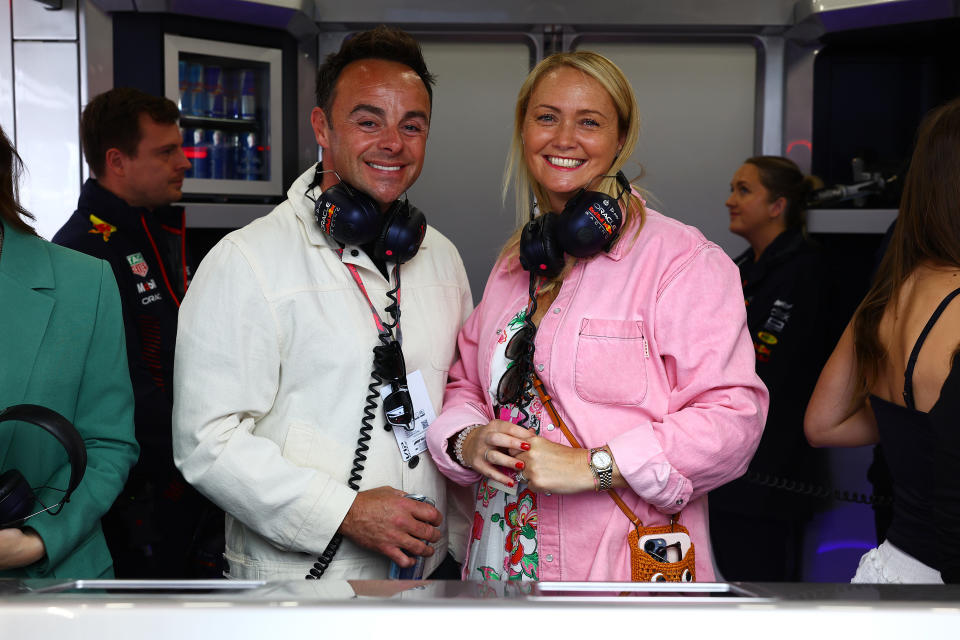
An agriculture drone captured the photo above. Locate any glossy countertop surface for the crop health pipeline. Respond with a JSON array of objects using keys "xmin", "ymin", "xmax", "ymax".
[{"xmin": 2, "ymin": 580, "xmax": 959, "ymax": 639}]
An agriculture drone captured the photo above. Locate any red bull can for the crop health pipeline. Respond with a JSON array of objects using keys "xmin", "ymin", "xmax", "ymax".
[
  {"xmin": 204, "ymin": 65, "xmax": 225, "ymax": 118},
  {"xmin": 239, "ymin": 69, "xmax": 258, "ymax": 120},
  {"xmin": 388, "ymin": 494, "xmax": 435, "ymax": 580},
  {"xmin": 186, "ymin": 63, "xmax": 205, "ymax": 117}
]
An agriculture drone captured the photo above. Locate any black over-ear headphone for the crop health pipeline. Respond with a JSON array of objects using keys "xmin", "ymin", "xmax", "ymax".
[
  {"xmin": 519, "ymin": 171, "xmax": 631, "ymax": 279},
  {"xmin": 312, "ymin": 170, "xmax": 427, "ymax": 264},
  {"xmin": 0, "ymin": 404, "xmax": 87, "ymax": 528}
]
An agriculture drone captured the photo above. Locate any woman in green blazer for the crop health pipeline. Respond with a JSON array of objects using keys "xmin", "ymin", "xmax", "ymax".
[{"xmin": 0, "ymin": 127, "xmax": 138, "ymax": 579}]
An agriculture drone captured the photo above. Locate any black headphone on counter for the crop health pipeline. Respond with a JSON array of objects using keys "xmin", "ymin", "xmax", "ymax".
[
  {"xmin": 309, "ymin": 165, "xmax": 427, "ymax": 264},
  {"xmin": 0, "ymin": 404, "xmax": 87, "ymax": 528},
  {"xmin": 519, "ymin": 171, "xmax": 631, "ymax": 278}
]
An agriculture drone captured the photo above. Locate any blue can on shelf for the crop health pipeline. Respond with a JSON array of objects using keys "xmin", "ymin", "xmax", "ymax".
[
  {"xmin": 204, "ymin": 65, "xmax": 225, "ymax": 118},
  {"xmin": 239, "ymin": 69, "xmax": 257, "ymax": 120},
  {"xmin": 224, "ymin": 70, "xmax": 242, "ymax": 120},
  {"xmin": 186, "ymin": 63, "xmax": 205, "ymax": 117},
  {"xmin": 178, "ymin": 61, "xmax": 191, "ymax": 115},
  {"xmin": 388, "ymin": 494, "xmax": 435, "ymax": 580}
]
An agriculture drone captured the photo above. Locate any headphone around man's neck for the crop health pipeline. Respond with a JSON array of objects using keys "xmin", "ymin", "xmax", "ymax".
[{"xmin": 308, "ymin": 164, "xmax": 427, "ymax": 264}]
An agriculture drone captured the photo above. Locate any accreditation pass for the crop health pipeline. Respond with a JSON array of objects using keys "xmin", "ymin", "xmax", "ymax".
[{"xmin": 380, "ymin": 369, "xmax": 435, "ymax": 461}]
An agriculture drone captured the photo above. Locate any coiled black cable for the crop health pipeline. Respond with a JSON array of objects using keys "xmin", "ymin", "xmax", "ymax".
[
  {"xmin": 306, "ymin": 269, "xmax": 403, "ymax": 580},
  {"xmin": 743, "ymin": 470, "xmax": 893, "ymax": 507},
  {"xmin": 512, "ymin": 273, "xmax": 542, "ymax": 427}
]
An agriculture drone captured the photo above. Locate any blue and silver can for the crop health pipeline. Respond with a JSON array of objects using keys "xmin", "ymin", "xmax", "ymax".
[
  {"xmin": 204, "ymin": 65, "xmax": 225, "ymax": 118},
  {"xmin": 239, "ymin": 69, "xmax": 257, "ymax": 120},
  {"xmin": 186, "ymin": 63, "xmax": 205, "ymax": 117},
  {"xmin": 388, "ymin": 494, "xmax": 435, "ymax": 580},
  {"xmin": 178, "ymin": 61, "xmax": 190, "ymax": 114}
]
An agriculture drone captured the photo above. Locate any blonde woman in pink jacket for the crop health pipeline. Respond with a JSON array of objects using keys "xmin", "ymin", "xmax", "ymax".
[{"xmin": 426, "ymin": 51, "xmax": 767, "ymax": 582}]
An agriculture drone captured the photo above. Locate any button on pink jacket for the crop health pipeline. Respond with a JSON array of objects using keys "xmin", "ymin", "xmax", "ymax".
[{"xmin": 426, "ymin": 208, "xmax": 768, "ymax": 582}]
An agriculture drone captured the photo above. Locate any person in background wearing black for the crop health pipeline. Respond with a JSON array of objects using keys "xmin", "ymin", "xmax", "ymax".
[
  {"xmin": 53, "ymin": 88, "xmax": 223, "ymax": 578},
  {"xmin": 709, "ymin": 156, "xmax": 832, "ymax": 581},
  {"xmin": 806, "ymin": 98, "xmax": 960, "ymax": 583}
]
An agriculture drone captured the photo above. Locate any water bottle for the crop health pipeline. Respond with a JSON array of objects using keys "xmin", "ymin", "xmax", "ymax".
[
  {"xmin": 209, "ymin": 130, "xmax": 226, "ymax": 179},
  {"xmin": 190, "ymin": 127, "xmax": 210, "ymax": 179},
  {"xmin": 239, "ymin": 131, "xmax": 261, "ymax": 181}
]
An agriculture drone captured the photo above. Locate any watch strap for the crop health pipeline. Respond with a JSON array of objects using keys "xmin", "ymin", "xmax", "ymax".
[
  {"xmin": 590, "ymin": 447, "xmax": 614, "ymax": 492},
  {"xmin": 588, "ymin": 454, "xmax": 600, "ymax": 491}
]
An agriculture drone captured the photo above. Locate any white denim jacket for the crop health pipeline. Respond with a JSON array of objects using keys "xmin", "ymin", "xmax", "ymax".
[{"xmin": 173, "ymin": 167, "xmax": 473, "ymax": 580}]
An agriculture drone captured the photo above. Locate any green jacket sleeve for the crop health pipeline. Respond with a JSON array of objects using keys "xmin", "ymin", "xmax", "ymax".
[{"xmin": 25, "ymin": 261, "xmax": 139, "ymax": 576}]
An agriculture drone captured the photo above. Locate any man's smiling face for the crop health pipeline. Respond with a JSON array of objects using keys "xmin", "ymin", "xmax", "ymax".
[{"xmin": 312, "ymin": 58, "xmax": 431, "ymax": 211}]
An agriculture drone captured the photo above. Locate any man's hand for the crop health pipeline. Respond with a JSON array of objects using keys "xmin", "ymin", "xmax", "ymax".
[
  {"xmin": 339, "ymin": 486, "xmax": 442, "ymax": 568},
  {"xmin": 0, "ymin": 528, "xmax": 46, "ymax": 570}
]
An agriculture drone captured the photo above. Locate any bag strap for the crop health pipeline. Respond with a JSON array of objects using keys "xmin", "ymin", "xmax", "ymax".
[{"xmin": 531, "ymin": 373, "xmax": 647, "ymax": 528}]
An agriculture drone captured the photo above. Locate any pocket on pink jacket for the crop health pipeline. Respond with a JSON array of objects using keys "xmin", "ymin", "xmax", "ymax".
[{"xmin": 574, "ymin": 318, "xmax": 649, "ymax": 405}]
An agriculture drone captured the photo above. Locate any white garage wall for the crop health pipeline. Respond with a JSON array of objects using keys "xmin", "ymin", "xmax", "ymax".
[
  {"xmin": 408, "ymin": 40, "xmax": 533, "ymax": 302},
  {"xmin": 578, "ymin": 41, "xmax": 758, "ymax": 257}
]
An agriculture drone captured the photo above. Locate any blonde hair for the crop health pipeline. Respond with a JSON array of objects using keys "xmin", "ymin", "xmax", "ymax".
[{"xmin": 499, "ymin": 51, "xmax": 645, "ymax": 282}]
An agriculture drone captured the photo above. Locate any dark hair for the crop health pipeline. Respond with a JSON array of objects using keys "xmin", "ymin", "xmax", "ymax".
[
  {"xmin": 745, "ymin": 156, "xmax": 820, "ymax": 231},
  {"xmin": 853, "ymin": 97, "xmax": 960, "ymax": 395},
  {"xmin": 81, "ymin": 87, "xmax": 180, "ymax": 177},
  {"xmin": 0, "ymin": 126, "xmax": 37, "ymax": 234},
  {"xmin": 314, "ymin": 25, "xmax": 435, "ymax": 117}
]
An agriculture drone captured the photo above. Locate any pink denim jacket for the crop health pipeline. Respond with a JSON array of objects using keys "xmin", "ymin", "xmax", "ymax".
[{"xmin": 427, "ymin": 208, "xmax": 768, "ymax": 581}]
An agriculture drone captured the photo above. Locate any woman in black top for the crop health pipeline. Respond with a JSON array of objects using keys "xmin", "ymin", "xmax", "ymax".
[
  {"xmin": 805, "ymin": 98, "xmax": 960, "ymax": 583},
  {"xmin": 709, "ymin": 156, "xmax": 831, "ymax": 581}
]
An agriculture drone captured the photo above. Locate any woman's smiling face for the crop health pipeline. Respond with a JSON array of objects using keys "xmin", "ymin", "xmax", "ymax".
[{"xmin": 521, "ymin": 65, "xmax": 624, "ymax": 213}]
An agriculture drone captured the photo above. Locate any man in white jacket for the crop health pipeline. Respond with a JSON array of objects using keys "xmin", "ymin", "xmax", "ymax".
[{"xmin": 172, "ymin": 26, "xmax": 472, "ymax": 580}]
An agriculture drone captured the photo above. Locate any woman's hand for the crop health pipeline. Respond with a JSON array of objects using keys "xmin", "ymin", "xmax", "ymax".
[
  {"xmin": 461, "ymin": 420, "xmax": 533, "ymax": 486},
  {"xmin": 0, "ymin": 528, "xmax": 46, "ymax": 570},
  {"xmin": 513, "ymin": 437, "xmax": 592, "ymax": 493},
  {"xmin": 514, "ymin": 440, "xmax": 627, "ymax": 495}
]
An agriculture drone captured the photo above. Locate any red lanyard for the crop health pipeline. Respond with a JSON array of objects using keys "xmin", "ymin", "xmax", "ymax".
[
  {"xmin": 140, "ymin": 212, "xmax": 187, "ymax": 307},
  {"xmin": 336, "ymin": 247, "xmax": 402, "ymax": 342}
]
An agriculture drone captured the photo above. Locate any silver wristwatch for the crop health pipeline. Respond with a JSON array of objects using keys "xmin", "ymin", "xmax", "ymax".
[{"xmin": 589, "ymin": 447, "xmax": 613, "ymax": 492}]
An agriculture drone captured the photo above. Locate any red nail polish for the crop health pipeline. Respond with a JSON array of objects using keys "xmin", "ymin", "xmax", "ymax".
[
  {"xmin": 520, "ymin": 442, "xmax": 531, "ymax": 451},
  {"xmin": 515, "ymin": 461, "xmax": 525, "ymax": 470},
  {"xmin": 508, "ymin": 481, "xmax": 515, "ymax": 487}
]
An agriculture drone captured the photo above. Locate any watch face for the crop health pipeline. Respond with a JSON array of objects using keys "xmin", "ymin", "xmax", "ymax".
[{"xmin": 592, "ymin": 450, "xmax": 612, "ymax": 469}]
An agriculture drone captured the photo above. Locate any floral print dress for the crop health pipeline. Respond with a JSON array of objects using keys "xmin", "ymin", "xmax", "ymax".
[{"xmin": 465, "ymin": 308, "xmax": 553, "ymax": 581}]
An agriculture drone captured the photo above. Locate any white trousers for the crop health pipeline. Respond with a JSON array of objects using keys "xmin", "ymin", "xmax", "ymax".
[{"xmin": 852, "ymin": 540, "xmax": 943, "ymax": 584}]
